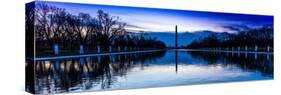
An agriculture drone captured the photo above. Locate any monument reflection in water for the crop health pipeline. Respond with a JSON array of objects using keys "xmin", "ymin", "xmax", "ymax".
[{"xmin": 26, "ymin": 50, "xmax": 273, "ymax": 94}]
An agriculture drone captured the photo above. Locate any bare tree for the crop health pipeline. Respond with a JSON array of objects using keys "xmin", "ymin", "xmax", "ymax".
[
  {"xmin": 35, "ymin": 3, "xmax": 63, "ymax": 52},
  {"xmin": 32, "ymin": 3, "xmax": 166, "ymax": 55}
]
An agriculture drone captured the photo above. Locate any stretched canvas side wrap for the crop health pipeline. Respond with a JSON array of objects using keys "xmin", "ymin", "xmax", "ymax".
[{"xmin": 25, "ymin": 1, "xmax": 274, "ymax": 94}]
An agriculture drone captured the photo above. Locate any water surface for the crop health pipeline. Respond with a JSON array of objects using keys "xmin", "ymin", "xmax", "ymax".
[{"xmin": 26, "ymin": 50, "xmax": 273, "ymax": 94}]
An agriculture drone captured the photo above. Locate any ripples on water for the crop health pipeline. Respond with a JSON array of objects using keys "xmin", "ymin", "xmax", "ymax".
[{"xmin": 26, "ymin": 50, "xmax": 273, "ymax": 94}]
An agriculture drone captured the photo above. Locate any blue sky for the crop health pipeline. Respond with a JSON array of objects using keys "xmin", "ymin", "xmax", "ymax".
[{"xmin": 41, "ymin": 1, "xmax": 273, "ymax": 33}]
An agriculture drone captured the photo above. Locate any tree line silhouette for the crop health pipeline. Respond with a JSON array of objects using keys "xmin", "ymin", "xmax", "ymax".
[
  {"xmin": 186, "ymin": 25, "xmax": 273, "ymax": 52},
  {"xmin": 26, "ymin": 2, "xmax": 166, "ymax": 56}
]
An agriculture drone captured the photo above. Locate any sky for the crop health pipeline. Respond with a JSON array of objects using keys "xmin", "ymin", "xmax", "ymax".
[{"xmin": 41, "ymin": 1, "xmax": 273, "ymax": 33}]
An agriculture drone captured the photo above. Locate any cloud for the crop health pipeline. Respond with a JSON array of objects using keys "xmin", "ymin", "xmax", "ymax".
[
  {"xmin": 126, "ymin": 23, "xmax": 147, "ymax": 30},
  {"xmin": 222, "ymin": 24, "xmax": 250, "ymax": 33}
]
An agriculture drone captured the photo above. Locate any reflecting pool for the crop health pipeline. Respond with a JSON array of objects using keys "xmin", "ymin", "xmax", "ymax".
[{"xmin": 26, "ymin": 50, "xmax": 273, "ymax": 94}]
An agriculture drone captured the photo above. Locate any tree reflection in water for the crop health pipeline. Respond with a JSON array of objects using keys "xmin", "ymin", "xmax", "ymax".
[
  {"xmin": 26, "ymin": 50, "xmax": 273, "ymax": 94},
  {"xmin": 188, "ymin": 51, "xmax": 273, "ymax": 77},
  {"xmin": 32, "ymin": 51, "xmax": 166, "ymax": 94}
]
